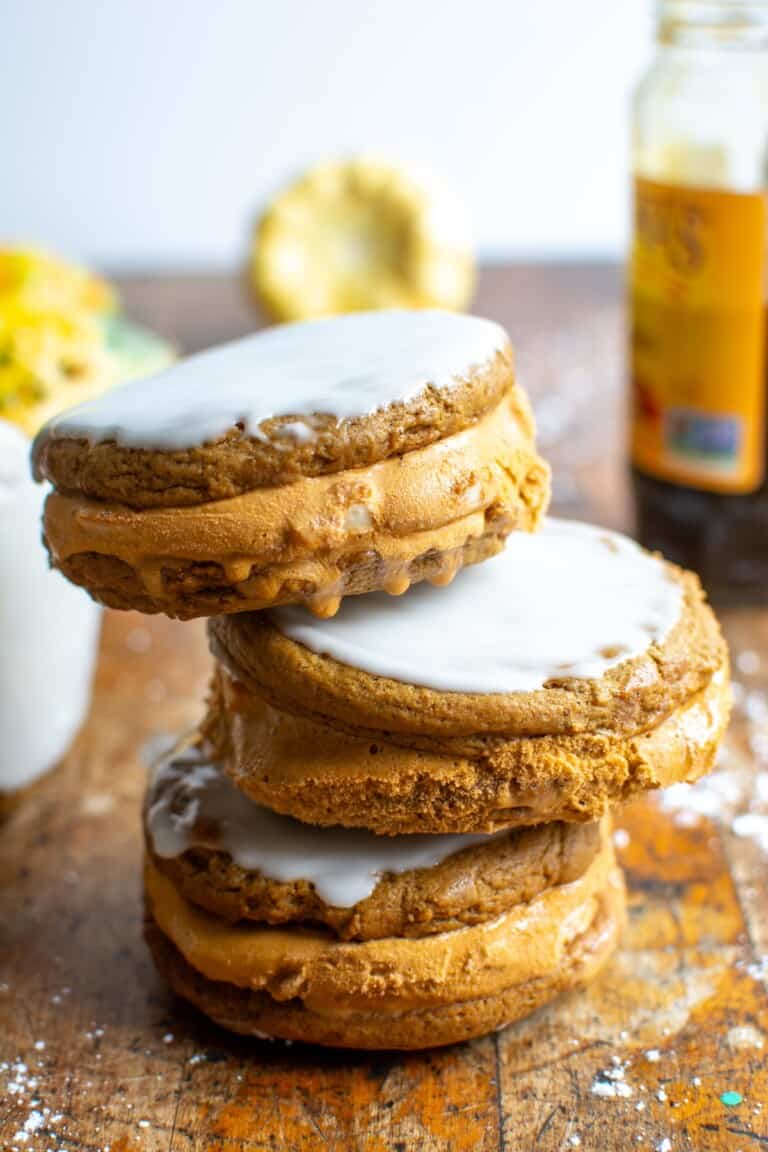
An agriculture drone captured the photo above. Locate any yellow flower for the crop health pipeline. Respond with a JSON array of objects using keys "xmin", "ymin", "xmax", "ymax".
[
  {"xmin": 0, "ymin": 247, "xmax": 173, "ymax": 435},
  {"xmin": 251, "ymin": 158, "xmax": 476, "ymax": 322},
  {"xmin": 0, "ymin": 298, "xmax": 116, "ymax": 435},
  {"xmin": 0, "ymin": 247, "xmax": 115, "ymax": 317}
]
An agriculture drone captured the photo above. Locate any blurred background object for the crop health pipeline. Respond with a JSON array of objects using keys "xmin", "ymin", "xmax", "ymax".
[
  {"xmin": 0, "ymin": 0, "xmax": 651, "ymax": 269},
  {"xmin": 0, "ymin": 420, "xmax": 101, "ymax": 808},
  {"xmin": 0, "ymin": 248, "xmax": 173, "ymax": 434},
  {"xmin": 251, "ymin": 158, "xmax": 475, "ymax": 320},
  {"xmin": 0, "ymin": 246, "xmax": 172, "ymax": 809},
  {"xmin": 629, "ymin": 0, "xmax": 768, "ymax": 604}
]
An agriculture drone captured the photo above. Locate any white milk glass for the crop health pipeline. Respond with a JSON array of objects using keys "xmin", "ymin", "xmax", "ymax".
[{"xmin": 0, "ymin": 421, "xmax": 100, "ymax": 797}]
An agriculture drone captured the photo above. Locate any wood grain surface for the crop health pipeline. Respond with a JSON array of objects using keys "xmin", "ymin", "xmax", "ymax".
[{"xmin": 1, "ymin": 267, "xmax": 767, "ymax": 1152}]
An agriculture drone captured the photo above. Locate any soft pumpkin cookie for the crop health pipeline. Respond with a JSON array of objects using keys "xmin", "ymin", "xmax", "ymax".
[
  {"xmin": 144, "ymin": 739, "xmax": 601, "ymax": 941},
  {"xmin": 144, "ymin": 809, "xmax": 623, "ymax": 1050},
  {"xmin": 33, "ymin": 310, "xmax": 549, "ymax": 619},
  {"xmin": 207, "ymin": 519, "xmax": 730, "ymax": 834}
]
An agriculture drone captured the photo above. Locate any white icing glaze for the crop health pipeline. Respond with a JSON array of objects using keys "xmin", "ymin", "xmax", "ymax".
[
  {"xmin": 37, "ymin": 310, "xmax": 507, "ymax": 450},
  {"xmin": 272, "ymin": 518, "xmax": 684, "ymax": 694},
  {"xmin": 0, "ymin": 421, "xmax": 100, "ymax": 793},
  {"xmin": 147, "ymin": 743, "xmax": 497, "ymax": 907}
]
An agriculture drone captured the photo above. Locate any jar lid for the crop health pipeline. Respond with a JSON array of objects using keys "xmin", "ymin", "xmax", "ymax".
[{"xmin": 659, "ymin": 0, "xmax": 768, "ymax": 46}]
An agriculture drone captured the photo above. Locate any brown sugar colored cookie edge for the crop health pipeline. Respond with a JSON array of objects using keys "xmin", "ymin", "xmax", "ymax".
[
  {"xmin": 205, "ymin": 661, "xmax": 729, "ymax": 834},
  {"xmin": 48, "ymin": 519, "xmax": 515, "ymax": 621},
  {"xmin": 33, "ymin": 353, "xmax": 514, "ymax": 508},
  {"xmin": 144, "ymin": 875, "xmax": 624, "ymax": 1050},
  {"xmin": 144, "ymin": 818, "xmax": 602, "ymax": 941}
]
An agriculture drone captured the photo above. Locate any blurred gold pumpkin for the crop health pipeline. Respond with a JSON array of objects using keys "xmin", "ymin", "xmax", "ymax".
[{"xmin": 251, "ymin": 158, "xmax": 476, "ymax": 323}]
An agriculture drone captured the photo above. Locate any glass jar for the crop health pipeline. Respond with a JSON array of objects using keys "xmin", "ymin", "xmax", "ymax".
[{"xmin": 629, "ymin": 0, "xmax": 768, "ymax": 604}]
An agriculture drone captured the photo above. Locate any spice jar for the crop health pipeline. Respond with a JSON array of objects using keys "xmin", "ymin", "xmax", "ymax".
[{"xmin": 630, "ymin": 0, "xmax": 768, "ymax": 603}]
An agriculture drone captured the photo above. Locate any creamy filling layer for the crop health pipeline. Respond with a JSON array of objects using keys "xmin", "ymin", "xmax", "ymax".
[
  {"xmin": 215, "ymin": 664, "xmax": 729, "ymax": 810},
  {"xmin": 144, "ymin": 834, "xmax": 619, "ymax": 1013},
  {"xmin": 44, "ymin": 392, "xmax": 542, "ymax": 612}
]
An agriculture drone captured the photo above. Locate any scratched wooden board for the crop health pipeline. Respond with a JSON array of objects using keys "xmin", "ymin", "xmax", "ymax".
[{"xmin": 1, "ymin": 268, "xmax": 767, "ymax": 1152}]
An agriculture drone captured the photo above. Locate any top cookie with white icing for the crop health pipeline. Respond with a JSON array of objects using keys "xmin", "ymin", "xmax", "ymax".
[{"xmin": 33, "ymin": 310, "xmax": 513, "ymax": 507}]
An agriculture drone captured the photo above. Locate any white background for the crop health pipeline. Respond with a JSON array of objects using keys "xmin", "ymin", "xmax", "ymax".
[{"xmin": 1, "ymin": 0, "xmax": 652, "ymax": 268}]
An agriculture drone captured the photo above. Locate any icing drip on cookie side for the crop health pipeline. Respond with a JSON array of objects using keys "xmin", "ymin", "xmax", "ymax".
[
  {"xmin": 147, "ymin": 744, "xmax": 499, "ymax": 906},
  {"xmin": 36, "ymin": 310, "xmax": 507, "ymax": 450},
  {"xmin": 272, "ymin": 518, "xmax": 685, "ymax": 693}
]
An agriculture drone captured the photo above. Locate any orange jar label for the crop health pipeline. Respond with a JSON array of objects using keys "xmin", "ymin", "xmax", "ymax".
[{"xmin": 630, "ymin": 177, "xmax": 766, "ymax": 493}]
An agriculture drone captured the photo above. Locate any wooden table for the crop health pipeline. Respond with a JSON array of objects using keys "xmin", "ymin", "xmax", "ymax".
[{"xmin": 2, "ymin": 267, "xmax": 767, "ymax": 1152}]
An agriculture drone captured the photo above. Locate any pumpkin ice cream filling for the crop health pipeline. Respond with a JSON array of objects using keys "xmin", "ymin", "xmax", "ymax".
[
  {"xmin": 205, "ymin": 662, "xmax": 729, "ymax": 834},
  {"xmin": 42, "ymin": 389, "xmax": 547, "ymax": 617},
  {"xmin": 144, "ymin": 829, "xmax": 621, "ymax": 1015}
]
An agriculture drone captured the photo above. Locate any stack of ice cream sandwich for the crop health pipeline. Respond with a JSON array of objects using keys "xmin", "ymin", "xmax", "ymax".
[{"xmin": 32, "ymin": 309, "xmax": 730, "ymax": 1049}]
